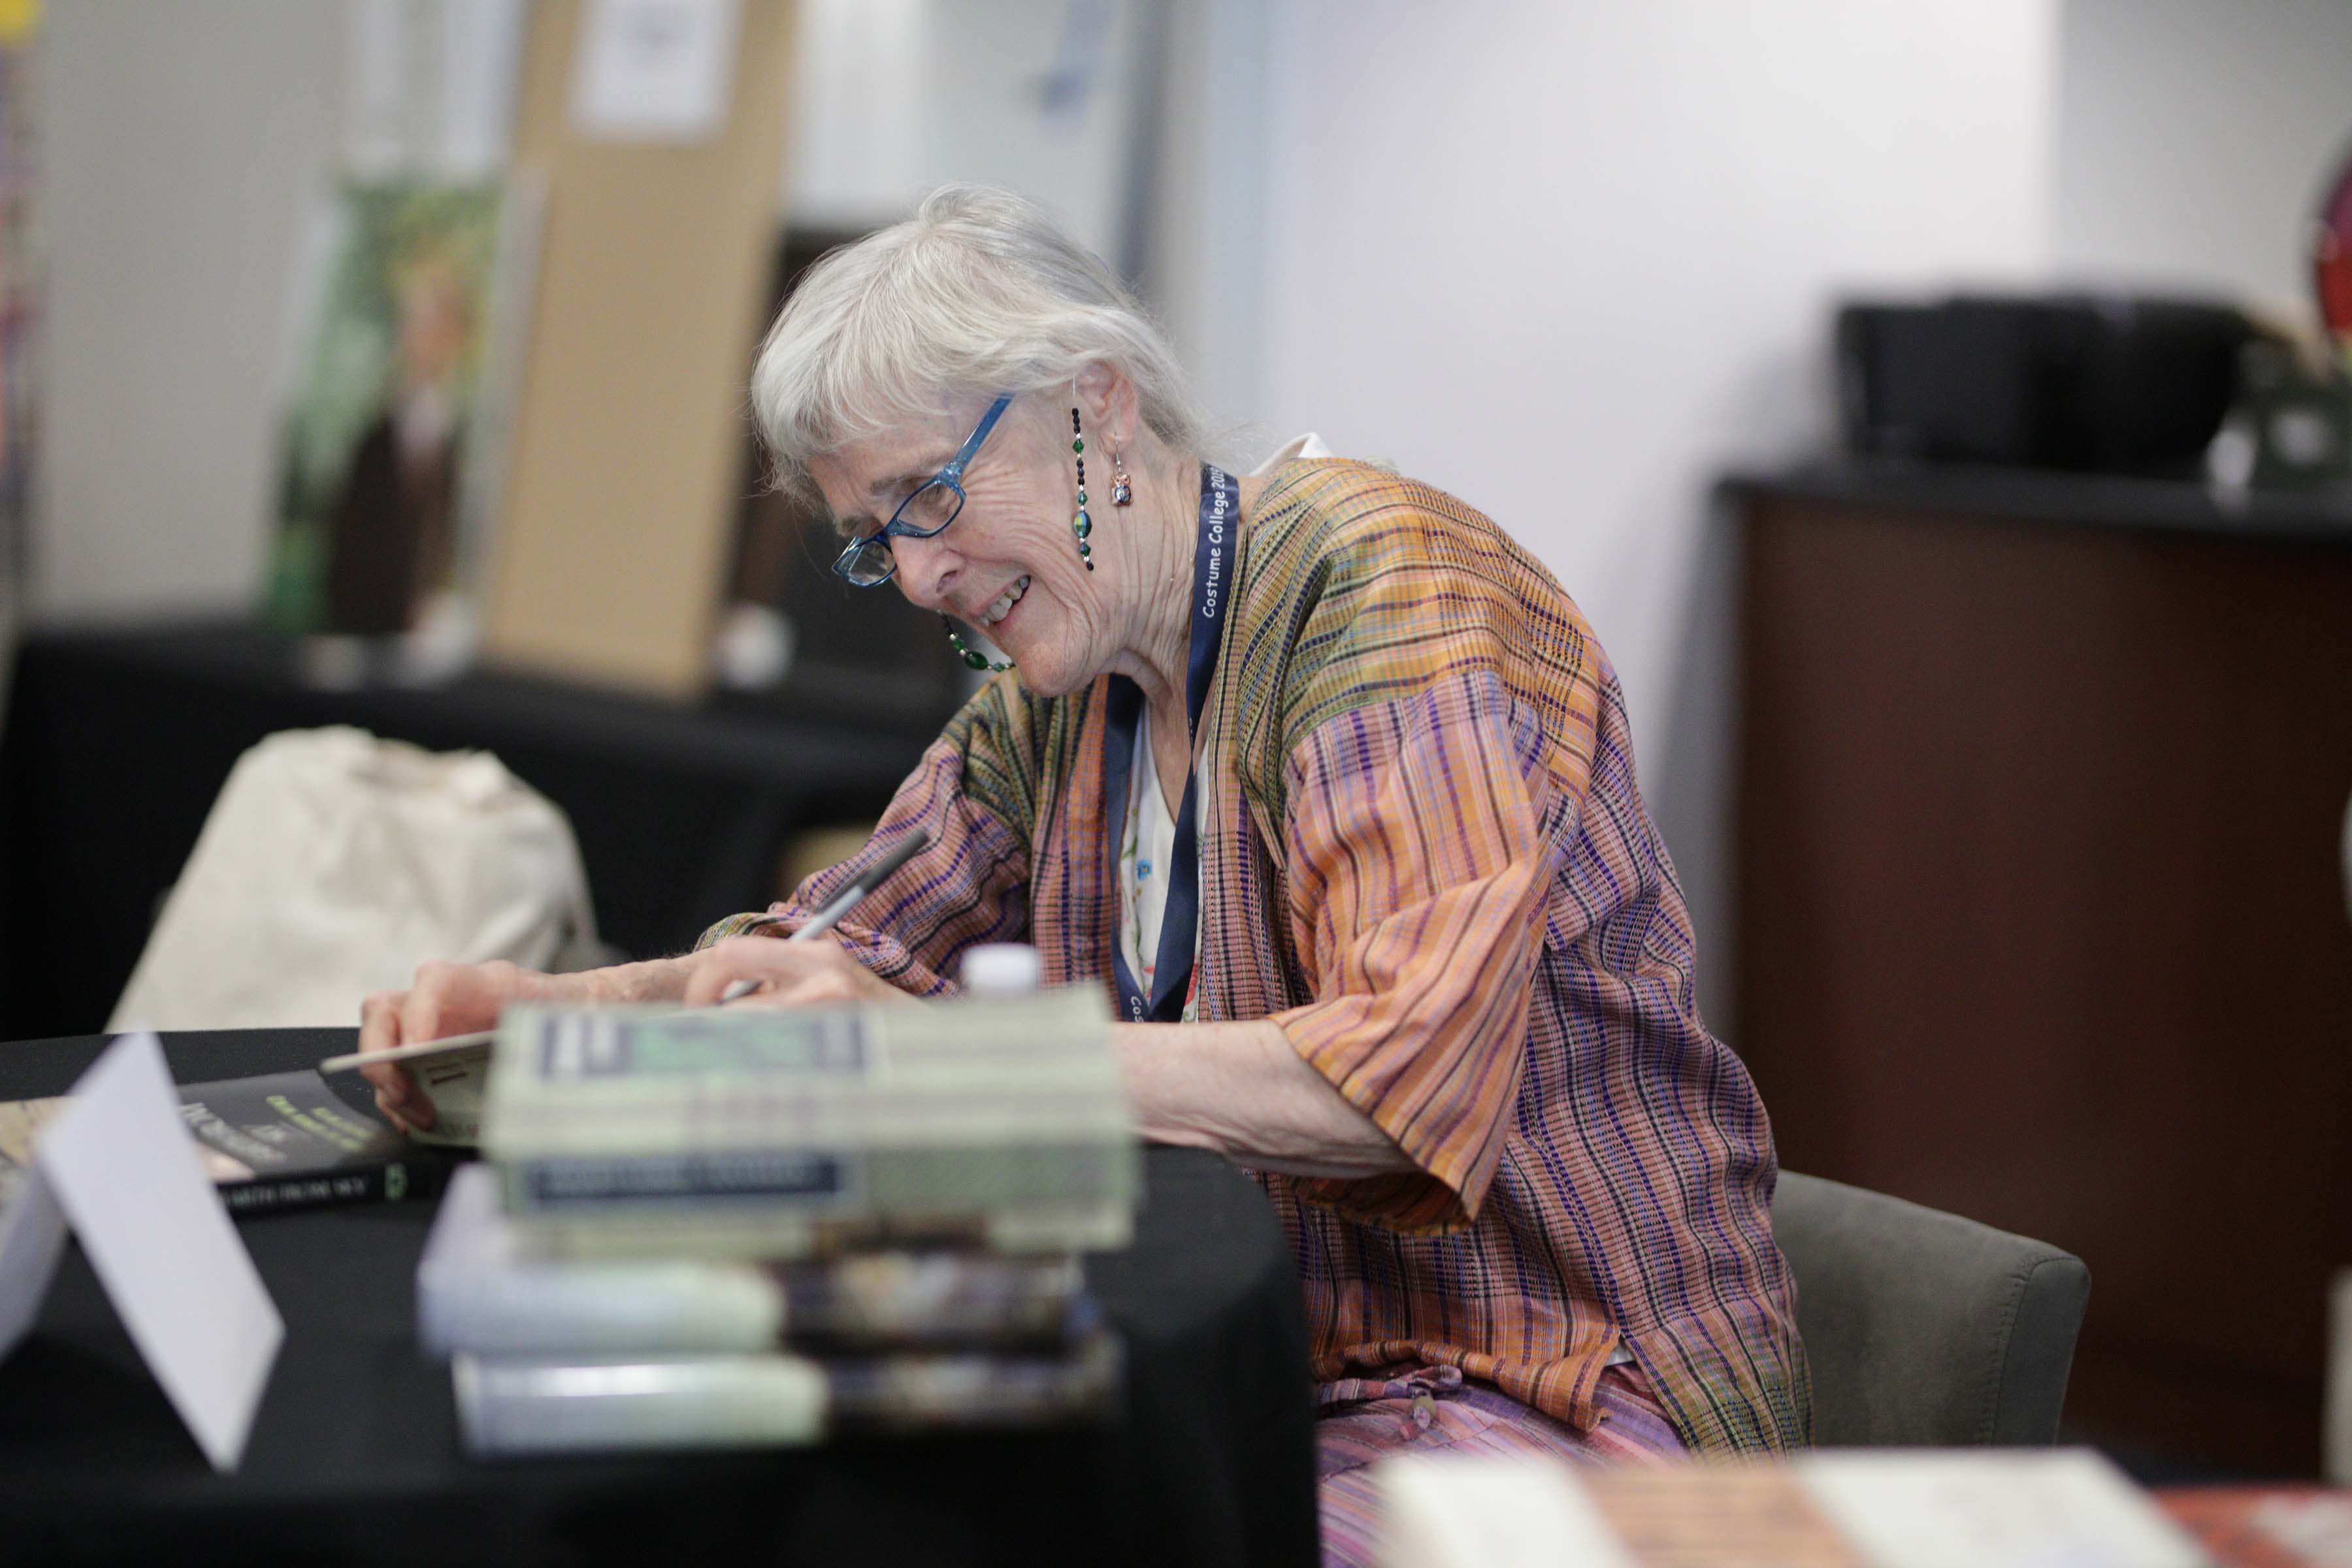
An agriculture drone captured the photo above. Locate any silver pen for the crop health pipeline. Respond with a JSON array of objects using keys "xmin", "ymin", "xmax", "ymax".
[{"xmin": 716, "ymin": 828, "xmax": 932, "ymax": 1002}]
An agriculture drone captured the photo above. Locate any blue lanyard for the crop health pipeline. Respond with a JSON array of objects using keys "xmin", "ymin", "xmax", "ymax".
[{"xmin": 1102, "ymin": 463, "xmax": 1235, "ymax": 1022}]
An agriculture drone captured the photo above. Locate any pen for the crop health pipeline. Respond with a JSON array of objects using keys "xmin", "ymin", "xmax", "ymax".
[{"xmin": 717, "ymin": 828, "xmax": 931, "ymax": 1002}]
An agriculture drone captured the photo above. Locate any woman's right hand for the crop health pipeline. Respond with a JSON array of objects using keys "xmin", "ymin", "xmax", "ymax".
[{"xmin": 358, "ymin": 959, "xmax": 546, "ymax": 1133}]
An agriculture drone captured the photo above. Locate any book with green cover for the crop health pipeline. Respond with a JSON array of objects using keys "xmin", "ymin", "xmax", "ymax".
[{"xmin": 0, "ymin": 1068, "xmax": 453, "ymax": 1215}]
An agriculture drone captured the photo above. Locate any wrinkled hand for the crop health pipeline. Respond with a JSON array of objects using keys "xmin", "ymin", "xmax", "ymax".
[
  {"xmin": 359, "ymin": 959, "xmax": 549, "ymax": 1133},
  {"xmin": 683, "ymin": 936, "xmax": 908, "ymax": 1009}
]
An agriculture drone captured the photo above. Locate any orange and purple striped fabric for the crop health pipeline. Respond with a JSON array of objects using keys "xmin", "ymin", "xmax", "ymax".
[
  {"xmin": 1316, "ymin": 1362, "xmax": 1684, "ymax": 1568},
  {"xmin": 703, "ymin": 460, "xmax": 1812, "ymax": 1455}
]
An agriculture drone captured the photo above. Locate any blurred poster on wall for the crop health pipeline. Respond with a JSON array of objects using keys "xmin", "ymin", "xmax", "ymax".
[
  {"xmin": 0, "ymin": 0, "xmax": 36, "ymax": 683},
  {"xmin": 267, "ymin": 177, "xmax": 540, "ymax": 670}
]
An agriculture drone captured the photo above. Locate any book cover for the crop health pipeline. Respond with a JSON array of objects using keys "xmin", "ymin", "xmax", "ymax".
[
  {"xmin": 2156, "ymin": 1486, "xmax": 2352, "ymax": 1568},
  {"xmin": 504, "ymin": 1141, "xmax": 1135, "ymax": 1216},
  {"xmin": 0, "ymin": 1068, "xmax": 453, "ymax": 1217},
  {"xmin": 482, "ymin": 991, "xmax": 1128, "ymax": 1160},
  {"xmin": 419, "ymin": 1166, "xmax": 1091, "ymax": 1356},
  {"xmin": 451, "ymin": 1331, "xmax": 1122, "ymax": 1456},
  {"xmin": 511, "ymin": 1195, "xmax": 1134, "ymax": 1264}
]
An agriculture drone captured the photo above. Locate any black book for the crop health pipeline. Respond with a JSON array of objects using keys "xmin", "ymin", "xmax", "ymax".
[{"xmin": 0, "ymin": 1068, "xmax": 454, "ymax": 1216}]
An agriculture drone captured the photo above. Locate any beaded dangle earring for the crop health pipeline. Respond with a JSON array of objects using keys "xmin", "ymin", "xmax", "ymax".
[
  {"xmin": 943, "ymin": 615, "xmax": 1009, "ymax": 673},
  {"xmin": 1111, "ymin": 445, "xmax": 1133, "ymax": 507},
  {"xmin": 1070, "ymin": 407, "xmax": 1095, "ymax": 571}
]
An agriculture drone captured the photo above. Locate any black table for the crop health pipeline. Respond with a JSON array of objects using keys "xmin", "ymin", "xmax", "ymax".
[
  {"xmin": 1717, "ymin": 457, "xmax": 2352, "ymax": 541},
  {"xmin": 0, "ymin": 621, "xmax": 949, "ymax": 1041},
  {"xmin": 0, "ymin": 1030, "xmax": 1320, "ymax": 1567}
]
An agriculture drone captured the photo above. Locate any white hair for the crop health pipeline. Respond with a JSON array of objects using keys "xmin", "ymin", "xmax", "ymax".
[{"xmin": 749, "ymin": 184, "xmax": 1206, "ymax": 493}]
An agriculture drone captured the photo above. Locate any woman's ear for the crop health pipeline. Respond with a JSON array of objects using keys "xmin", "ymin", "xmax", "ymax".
[{"xmin": 1073, "ymin": 361, "xmax": 1141, "ymax": 446}]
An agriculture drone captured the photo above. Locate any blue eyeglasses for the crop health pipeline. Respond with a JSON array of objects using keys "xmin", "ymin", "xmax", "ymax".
[{"xmin": 832, "ymin": 394, "xmax": 1014, "ymax": 587}]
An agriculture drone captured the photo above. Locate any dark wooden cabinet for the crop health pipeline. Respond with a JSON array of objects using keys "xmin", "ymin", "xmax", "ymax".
[{"xmin": 1727, "ymin": 465, "xmax": 2352, "ymax": 1475}]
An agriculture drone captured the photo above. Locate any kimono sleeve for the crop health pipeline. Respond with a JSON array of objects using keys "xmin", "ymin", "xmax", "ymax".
[
  {"xmin": 1271, "ymin": 666, "xmax": 1572, "ymax": 1232},
  {"xmin": 698, "ymin": 678, "xmax": 1037, "ymax": 996},
  {"xmin": 1247, "ymin": 488, "xmax": 1602, "ymax": 1233}
]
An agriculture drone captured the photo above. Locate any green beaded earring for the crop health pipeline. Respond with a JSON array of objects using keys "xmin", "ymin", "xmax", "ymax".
[
  {"xmin": 1070, "ymin": 406, "xmax": 1094, "ymax": 570},
  {"xmin": 943, "ymin": 615, "xmax": 1009, "ymax": 673}
]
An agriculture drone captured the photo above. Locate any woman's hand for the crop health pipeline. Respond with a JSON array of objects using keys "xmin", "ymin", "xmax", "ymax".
[
  {"xmin": 357, "ymin": 953, "xmax": 693, "ymax": 1131},
  {"xmin": 357, "ymin": 943, "xmax": 896, "ymax": 1133},
  {"xmin": 359, "ymin": 959, "xmax": 547, "ymax": 1133},
  {"xmin": 683, "ymin": 936, "xmax": 909, "ymax": 1009}
]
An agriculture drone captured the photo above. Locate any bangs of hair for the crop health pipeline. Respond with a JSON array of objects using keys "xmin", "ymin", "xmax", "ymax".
[{"xmin": 749, "ymin": 184, "xmax": 1205, "ymax": 499}]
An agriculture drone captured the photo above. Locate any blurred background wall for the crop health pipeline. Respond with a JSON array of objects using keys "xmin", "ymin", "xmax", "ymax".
[
  {"xmin": 37, "ymin": 2, "xmax": 344, "ymax": 622},
  {"xmin": 1249, "ymin": 1, "xmax": 2057, "ymax": 1028},
  {"xmin": 2055, "ymin": 0, "xmax": 2352, "ymax": 311},
  {"xmin": 23, "ymin": 0, "xmax": 2352, "ymax": 1025}
]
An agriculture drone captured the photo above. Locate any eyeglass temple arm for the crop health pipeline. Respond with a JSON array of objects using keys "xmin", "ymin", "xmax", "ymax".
[{"xmin": 941, "ymin": 395, "xmax": 1015, "ymax": 481}]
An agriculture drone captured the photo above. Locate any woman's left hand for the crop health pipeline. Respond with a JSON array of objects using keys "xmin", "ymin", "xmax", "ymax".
[{"xmin": 681, "ymin": 935, "xmax": 911, "ymax": 1009}]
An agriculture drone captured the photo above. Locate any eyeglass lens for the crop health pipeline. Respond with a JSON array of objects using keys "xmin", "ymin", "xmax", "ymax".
[
  {"xmin": 899, "ymin": 480, "xmax": 962, "ymax": 532},
  {"xmin": 840, "ymin": 539, "xmax": 894, "ymax": 585},
  {"xmin": 839, "ymin": 480, "xmax": 965, "ymax": 585}
]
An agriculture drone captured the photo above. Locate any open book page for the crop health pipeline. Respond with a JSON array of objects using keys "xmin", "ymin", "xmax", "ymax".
[{"xmin": 0, "ymin": 1096, "xmax": 67, "ymax": 1204}]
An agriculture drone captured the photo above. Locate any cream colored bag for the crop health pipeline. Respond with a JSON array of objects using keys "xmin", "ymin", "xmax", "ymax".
[{"xmin": 110, "ymin": 728, "xmax": 605, "ymax": 1030}]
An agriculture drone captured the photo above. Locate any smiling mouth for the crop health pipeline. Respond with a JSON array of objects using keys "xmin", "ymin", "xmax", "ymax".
[{"xmin": 980, "ymin": 575, "xmax": 1031, "ymax": 627}]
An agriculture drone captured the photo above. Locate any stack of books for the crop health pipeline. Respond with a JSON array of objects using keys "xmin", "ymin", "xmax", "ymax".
[{"xmin": 418, "ymin": 985, "xmax": 1135, "ymax": 1456}]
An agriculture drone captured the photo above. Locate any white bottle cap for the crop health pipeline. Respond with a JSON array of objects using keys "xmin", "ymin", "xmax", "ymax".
[{"xmin": 961, "ymin": 943, "xmax": 1042, "ymax": 996}]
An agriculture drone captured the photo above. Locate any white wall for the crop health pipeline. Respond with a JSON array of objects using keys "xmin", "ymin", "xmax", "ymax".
[
  {"xmin": 2053, "ymin": 0, "xmax": 2352, "ymax": 318},
  {"xmin": 781, "ymin": 0, "xmax": 1273, "ymax": 444},
  {"xmin": 1141, "ymin": 0, "xmax": 1269, "ymax": 445},
  {"xmin": 785, "ymin": 0, "xmax": 1149, "ymax": 261},
  {"xmin": 1254, "ymin": 0, "xmax": 2059, "ymax": 1030},
  {"xmin": 35, "ymin": 1, "xmax": 346, "ymax": 619}
]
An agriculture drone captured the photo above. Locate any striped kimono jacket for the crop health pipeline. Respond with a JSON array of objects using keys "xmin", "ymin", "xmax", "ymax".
[{"xmin": 703, "ymin": 459, "xmax": 1813, "ymax": 1454}]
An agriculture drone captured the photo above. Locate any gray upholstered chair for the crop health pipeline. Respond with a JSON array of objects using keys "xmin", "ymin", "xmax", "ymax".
[{"xmin": 1772, "ymin": 1171, "xmax": 2091, "ymax": 1446}]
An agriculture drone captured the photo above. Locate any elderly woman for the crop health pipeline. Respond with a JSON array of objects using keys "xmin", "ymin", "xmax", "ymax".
[{"xmin": 362, "ymin": 184, "xmax": 1808, "ymax": 1560}]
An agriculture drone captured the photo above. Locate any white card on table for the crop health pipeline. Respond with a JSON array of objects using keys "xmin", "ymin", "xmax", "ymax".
[
  {"xmin": 0, "ymin": 1158, "xmax": 69, "ymax": 1364},
  {"xmin": 33, "ymin": 1032, "xmax": 285, "ymax": 1472}
]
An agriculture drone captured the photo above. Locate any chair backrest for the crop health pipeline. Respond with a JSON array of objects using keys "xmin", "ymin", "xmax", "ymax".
[{"xmin": 1772, "ymin": 1170, "xmax": 2090, "ymax": 1446}]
